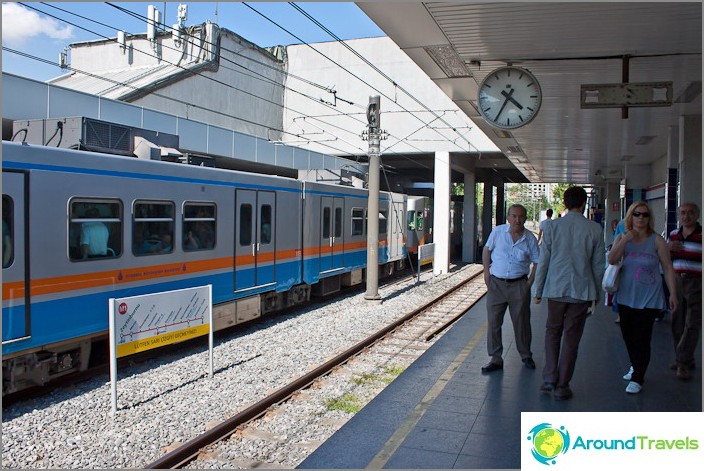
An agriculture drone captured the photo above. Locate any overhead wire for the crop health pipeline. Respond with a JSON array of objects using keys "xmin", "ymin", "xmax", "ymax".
[
  {"xmin": 39, "ymin": 1, "xmax": 423, "ymax": 160},
  {"xmin": 21, "ymin": 2, "xmax": 364, "ymax": 158},
  {"xmin": 13, "ymin": 2, "xmax": 457, "ymax": 173}
]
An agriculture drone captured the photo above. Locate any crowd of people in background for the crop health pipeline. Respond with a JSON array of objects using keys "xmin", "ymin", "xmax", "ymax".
[{"xmin": 481, "ymin": 186, "xmax": 701, "ymax": 400}]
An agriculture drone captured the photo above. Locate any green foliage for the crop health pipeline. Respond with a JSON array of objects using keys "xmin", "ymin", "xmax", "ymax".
[
  {"xmin": 551, "ymin": 183, "xmax": 575, "ymax": 215},
  {"xmin": 324, "ymin": 393, "xmax": 363, "ymax": 413}
]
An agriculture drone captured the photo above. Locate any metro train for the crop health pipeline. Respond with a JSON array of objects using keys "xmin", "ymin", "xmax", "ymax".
[{"xmin": 1, "ymin": 141, "xmax": 408, "ymax": 395}]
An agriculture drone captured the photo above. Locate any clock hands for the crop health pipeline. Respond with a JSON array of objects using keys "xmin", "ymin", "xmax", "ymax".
[
  {"xmin": 495, "ymin": 88, "xmax": 514, "ymax": 121},
  {"xmin": 501, "ymin": 89, "xmax": 523, "ymax": 110}
]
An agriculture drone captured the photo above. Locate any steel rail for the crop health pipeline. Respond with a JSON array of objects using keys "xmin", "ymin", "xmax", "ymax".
[{"xmin": 146, "ymin": 269, "xmax": 482, "ymax": 469}]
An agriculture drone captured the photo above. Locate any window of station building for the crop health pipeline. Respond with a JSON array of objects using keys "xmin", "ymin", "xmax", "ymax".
[
  {"xmin": 379, "ymin": 210, "xmax": 388, "ymax": 234},
  {"xmin": 351, "ymin": 208, "xmax": 365, "ymax": 236},
  {"xmin": 260, "ymin": 205, "xmax": 272, "ymax": 244},
  {"xmin": 2, "ymin": 195, "xmax": 13, "ymax": 269},
  {"xmin": 133, "ymin": 201, "xmax": 175, "ymax": 256},
  {"xmin": 239, "ymin": 204, "xmax": 252, "ymax": 247},
  {"xmin": 184, "ymin": 202, "xmax": 216, "ymax": 251},
  {"xmin": 69, "ymin": 199, "xmax": 122, "ymax": 261}
]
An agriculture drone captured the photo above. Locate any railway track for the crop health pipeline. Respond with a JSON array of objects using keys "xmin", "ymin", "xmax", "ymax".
[
  {"xmin": 1, "ymin": 264, "xmax": 430, "ymax": 407},
  {"xmin": 147, "ymin": 265, "xmax": 486, "ymax": 468}
]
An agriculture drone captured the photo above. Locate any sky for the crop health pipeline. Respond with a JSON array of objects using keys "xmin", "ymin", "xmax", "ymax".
[{"xmin": 1, "ymin": 2, "xmax": 385, "ymax": 82}]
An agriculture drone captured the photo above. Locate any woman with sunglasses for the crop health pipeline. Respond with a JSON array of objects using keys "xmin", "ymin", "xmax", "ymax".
[{"xmin": 608, "ymin": 201, "xmax": 678, "ymax": 394}]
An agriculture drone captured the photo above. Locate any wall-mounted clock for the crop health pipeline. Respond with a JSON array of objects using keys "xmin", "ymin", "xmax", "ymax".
[{"xmin": 477, "ymin": 66, "xmax": 542, "ymax": 129}]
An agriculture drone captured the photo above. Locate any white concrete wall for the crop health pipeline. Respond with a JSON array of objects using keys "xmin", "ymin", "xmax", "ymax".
[
  {"xmin": 67, "ymin": 29, "xmax": 285, "ymax": 140},
  {"xmin": 283, "ymin": 37, "xmax": 499, "ymax": 157}
]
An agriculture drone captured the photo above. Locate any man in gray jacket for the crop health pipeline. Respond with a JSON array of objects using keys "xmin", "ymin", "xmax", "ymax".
[{"xmin": 532, "ymin": 186, "xmax": 605, "ymax": 400}]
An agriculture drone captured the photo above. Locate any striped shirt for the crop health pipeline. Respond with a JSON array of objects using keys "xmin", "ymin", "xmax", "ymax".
[{"xmin": 668, "ymin": 223, "xmax": 702, "ymax": 275}]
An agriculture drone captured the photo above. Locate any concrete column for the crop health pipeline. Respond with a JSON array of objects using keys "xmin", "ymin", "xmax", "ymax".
[
  {"xmin": 496, "ymin": 183, "xmax": 506, "ymax": 224},
  {"xmin": 604, "ymin": 181, "xmax": 621, "ymax": 246},
  {"xmin": 462, "ymin": 171, "xmax": 476, "ymax": 263},
  {"xmin": 433, "ymin": 151, "xmax": 450, "ymax": 275},
  {"xmin": 679, "ymin": 115, "xmax": 702, "ymax": 207},
  {"xmin": 481, "ymin": 182, "xmax": 493, "ymax": 245},
  {"xmin": 665, "ymin": 125, "xmax": 679, "ymax": 235}
]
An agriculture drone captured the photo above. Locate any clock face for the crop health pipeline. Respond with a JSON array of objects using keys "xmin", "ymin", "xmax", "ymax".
[{"xmin": 478, "ymin": 66, "xmax": 542, "ymax": 129}]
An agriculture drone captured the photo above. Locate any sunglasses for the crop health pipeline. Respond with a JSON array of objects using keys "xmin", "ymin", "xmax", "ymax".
[{"xmin": 633, "ymin": 211, "xmax": 650, "ymax": 218}]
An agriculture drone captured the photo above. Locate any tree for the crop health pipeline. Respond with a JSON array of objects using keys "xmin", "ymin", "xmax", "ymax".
[{"xmin": 551, "ymin": 183, "xmax": 575, "ymax": 215}]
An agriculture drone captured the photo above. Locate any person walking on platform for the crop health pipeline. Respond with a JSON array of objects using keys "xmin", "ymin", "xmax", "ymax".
[
  {"xmin": 609, "ymin": 201, "xmax": 677, "ymax": 394},
  {"xmin": 538, "ymin": 208, "xmax": 553, "ymax": 243},
  {"xmin": 532, "ymin": 186, "xmax": 604, "ymax": 400},
  {"xmin": 668, "ymin": 202, "xmax": 702, "ymax": 381},
  {"xmin": 481, "ymin": 204, "xmax": 540, "ymax": 373}
]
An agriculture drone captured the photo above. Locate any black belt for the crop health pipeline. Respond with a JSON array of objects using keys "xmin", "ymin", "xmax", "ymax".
[{"xmin": 492, "ymin": 275, "xmax": 527, "ymax": 282}]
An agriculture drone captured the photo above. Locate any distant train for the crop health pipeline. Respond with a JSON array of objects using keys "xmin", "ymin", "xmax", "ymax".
[{"xmin": 1, "ymin": 141, "xmax": 408, "ymax": 395}]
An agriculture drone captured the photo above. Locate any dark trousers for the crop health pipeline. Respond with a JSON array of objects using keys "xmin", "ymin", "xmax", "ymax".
[
  {"xmin": 618, "ymin": 305, "xmax": 658, "ymax": 384},
  {"xmin": 543, "ymin": 300, "xmax": 590, "ymax": 388},
  {"xmin": 486, "ymin": 276, "xmax": 532, "ymax": 364},
  {"xmin": 672, "ymin": 276, "xmax": 702, "ymax": 367}
]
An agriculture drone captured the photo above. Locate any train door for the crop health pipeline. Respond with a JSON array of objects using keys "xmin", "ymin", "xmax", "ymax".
[
  {"xmin": 389, "ymin": 201, "xmax": 405, "ymax": 259},
  {"xmin": 2, "ymin": 171, "xmax": 29, "ymax": 343},
  {"xmin": 320, "ymin": 197, "xmax": 344, "ymax": 272},
  {"xmin": 235, "ymin": 190, "xmax": 276, "ymax": 292}
]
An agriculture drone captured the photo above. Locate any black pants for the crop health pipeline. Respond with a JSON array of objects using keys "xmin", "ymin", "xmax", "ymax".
[{"xmin": 618, "ymin": 305, "xmax": 659, "ymax": 384}]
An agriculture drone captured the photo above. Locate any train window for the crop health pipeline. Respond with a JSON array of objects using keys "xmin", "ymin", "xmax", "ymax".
[
  {"xmin": 183, "ymin": 202, "xmax": 216, "ymax": 251},
  {"xmin": 260, "ymin": 205, "xmax": 272, "ymax": 244},
  {"xmin": 323, "ymin": 207, "xmax": 331, "ymax": 239},
  {"xmin": 351, "ymin": 208, "xmax": 365, "ymax": 236},
  {"xmin": 379, "ymin": 210, "xmax": 388, "ymax": 234},
  {"xmin": 407, "ymin": 210, "xmax": 417, "ymax": 230},
  {"xmin": 69, "ymin": 199, "xmax": 122, "ymax": 261},
  {"xmin": 2, "ymin": 195, "xmax": 13, "ymax": 268},
  {"xmin": 334, "ymin": 207, "xmax": 342, "ymax": 238},
  {"xmin": 133, "ymin": 201, "xmax": 175, "ymax": 256},
  {"xmin": 239, "ymin": 204, "xmax": 252, "ymax": 246}
]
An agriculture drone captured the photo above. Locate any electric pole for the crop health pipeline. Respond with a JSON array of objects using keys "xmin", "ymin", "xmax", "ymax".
[{"xmin": 364, "ymin": 96, "xmax": 382, "ymax": 302}]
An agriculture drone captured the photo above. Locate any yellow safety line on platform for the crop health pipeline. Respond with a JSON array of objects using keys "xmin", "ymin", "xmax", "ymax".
[{"xmin": 367, "ymin": 320, "xmax": 488, "ymax": 468}]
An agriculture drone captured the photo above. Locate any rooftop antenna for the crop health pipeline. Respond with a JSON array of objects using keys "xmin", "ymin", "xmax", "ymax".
[
  {"xmin": 214, "ymin": 1, "xmax": 219, "ymax": 24},
  {"xmin": 59, "ymin": 47, "xmax": 69, "ymax": 70},
  {"xmin": 173, "ymin": 4, "xmax": 188, "ymax": 48}
]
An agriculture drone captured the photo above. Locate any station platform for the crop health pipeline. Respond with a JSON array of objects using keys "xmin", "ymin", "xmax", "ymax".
[{"xmin": 299, "ymin": 291, "xmax": 702, "ymax": 469}]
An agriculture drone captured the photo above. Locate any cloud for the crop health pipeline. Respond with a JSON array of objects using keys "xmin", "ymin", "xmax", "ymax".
[{"xmin": 2, "ymin": 3, "xmax": 75, "ymax": 47}]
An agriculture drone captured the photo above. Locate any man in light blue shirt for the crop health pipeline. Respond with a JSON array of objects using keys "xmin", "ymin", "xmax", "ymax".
[
  {"xmin": 481, "ymin": 204, "xmax": 540, "ymax": 373},
  {"xmin": 532, "ymin": 186, "xmax": 605, "ymax": 400}
]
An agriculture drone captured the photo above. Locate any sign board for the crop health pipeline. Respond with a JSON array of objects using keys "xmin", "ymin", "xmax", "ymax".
[
  {"xmin": 109, "ymin": 285, "xmax": 213, "ymax": 413},
  {"xmin": 417, "ymin": 243, "xmax": 435, "ymax": 282},
  {"xmin": 580, "ymin": 81, "xmax": 672, "ymax": 108}
]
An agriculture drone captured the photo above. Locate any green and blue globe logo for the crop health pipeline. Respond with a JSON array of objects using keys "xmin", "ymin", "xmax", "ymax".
[{"xmin": 527, "ymin": 423, "xmax": 571, "ymax": 465}]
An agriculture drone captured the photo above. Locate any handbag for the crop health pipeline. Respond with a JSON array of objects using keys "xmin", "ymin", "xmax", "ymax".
[{"xmin": 602, "ymin": 262, "xmax": 622, "ymax": 293}]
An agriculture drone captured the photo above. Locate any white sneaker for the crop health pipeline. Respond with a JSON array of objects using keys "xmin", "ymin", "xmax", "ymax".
[
  {"xmin": 625, "ymin": 381, "xmax": 642, "ymax": 394},
  {"xmin": 622, "ymin": 366, "xmax": 634, "ymax": 381}
]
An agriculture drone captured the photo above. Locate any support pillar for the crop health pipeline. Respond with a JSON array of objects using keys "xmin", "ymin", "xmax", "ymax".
[
  {"xmin": 481, "ymin": 182, "xmax": 493, "ymax": 245},
  {"xmin": 433, "ymin": 151, "xmax": 450, "ymax": 275},
  {"xmin": 665, "ymin": 125, "xmax": 679, "ymax": 235},
  {"xmin": 679, "ymin": 115, "xmax": 702, "ymax": 207},
  {"xmin": 462, "ymin": 171, "xmax": 476, "ymax": 263}
]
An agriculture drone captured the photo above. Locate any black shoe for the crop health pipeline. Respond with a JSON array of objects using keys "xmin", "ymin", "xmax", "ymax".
[
  {"xmin": 481, "ymin": 362, "xmax": 503, "ymax": 373},
  {"xmin": 553, "ymin": 386, "xmax": 573, "ymax": 401},
  {"xmin": 522, "ymin": 358, "xmax": 536, "ymax": 369},
  {"xmin": 540, "ymin": 382, "xmax": 555, "ymax": 394}
]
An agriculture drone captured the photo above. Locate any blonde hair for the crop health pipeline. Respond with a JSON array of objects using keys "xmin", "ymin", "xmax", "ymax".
[{"xmin": 624, "ymin": 200, "xmax": 654, "ymax": 235}]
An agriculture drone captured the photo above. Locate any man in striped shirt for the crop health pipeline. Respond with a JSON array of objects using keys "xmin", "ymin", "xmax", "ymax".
[{"xmin": 668, "ymin": 202, "xmax": 702, "ymax": 381}]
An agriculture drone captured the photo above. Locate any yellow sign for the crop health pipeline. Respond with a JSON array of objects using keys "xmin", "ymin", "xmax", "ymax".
[{"xmin": 116, "ymin": 324, "xmax": 209, "ymax": 358}]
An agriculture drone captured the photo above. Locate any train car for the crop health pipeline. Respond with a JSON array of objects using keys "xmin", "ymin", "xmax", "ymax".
[
  {"xmin": 406, "ymin": 196, "xmax": 433, "ymax": 257},
  {"xmin": 300, "ymin": 182, "xmax": 406, "ymax": 295},
  {"xmin": 1, "ymin": 141, "xmax": 404, "ymax": 395}
]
